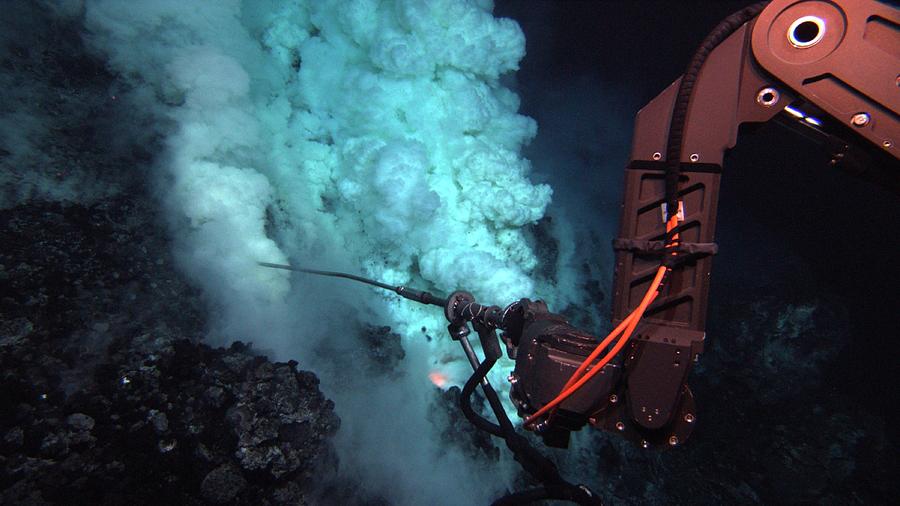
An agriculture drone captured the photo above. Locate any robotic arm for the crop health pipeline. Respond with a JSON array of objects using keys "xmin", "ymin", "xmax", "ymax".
[
  {"xmin": 259, "ymin": 0, "xmax": 898, "ymax": 503},
  {"xmin": 503, "ymin": 0, "xmax": 899, "ymax": 450}
]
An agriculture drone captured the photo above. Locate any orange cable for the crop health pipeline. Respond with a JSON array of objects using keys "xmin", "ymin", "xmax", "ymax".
[
  {"xmin": 524, "ymin": 266, "xmax": 665, "ymax": 426},
  {"xmin": 560, "ymin": 311, "xmax": 638, "ymax": 392},
  {"xmin": 524, "ymin": 215, "xmax": 680, "ymax": 428},
  {"xmin": 562, "ymin": 214, "xmax": 680, "ymax": 391}
]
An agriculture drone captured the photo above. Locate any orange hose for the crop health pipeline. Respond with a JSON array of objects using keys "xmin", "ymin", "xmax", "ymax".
[
  {"xmin": 524, "ymin": 214, "xmax": 680, "ymax": 429},
  {"xmin": 524, "ymin": 266, "xmax": 665, "ymax": 426},
  {"xmin": 562, "ymin": 214, "xmax": 679, "ymax": 392},
  {"xmin": 560, "ymin": 310, "xmax": 638, "ymax": 392}
]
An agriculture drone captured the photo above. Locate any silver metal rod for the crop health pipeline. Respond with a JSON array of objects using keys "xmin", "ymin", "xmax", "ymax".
[{"xmin": 459, "ymin": 334, "xmax": 490, "ymax": 386}]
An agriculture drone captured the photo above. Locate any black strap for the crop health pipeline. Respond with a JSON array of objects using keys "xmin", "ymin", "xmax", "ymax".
[{"xmin": 612, "ymin": 238, "xmax": 719, "ymax": 256}]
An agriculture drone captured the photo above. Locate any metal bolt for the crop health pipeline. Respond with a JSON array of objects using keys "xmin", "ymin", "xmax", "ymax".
[
  {"xmin": 615, "ymin": 421, "xmax": 625, "ymax": 431},
  {"xmin": 668, "ymin": 435, "xmax": 679, "ymax": 446},
  {"xmin": 884, "ymin": 140, "xmax": 894, "ymax": 149},
  {"xmin": 507, "ymin": 373, "xmax": 518, "ymax": 384},
  {"xmin": 689, "ymin": 153, "xmax": 700, "ymax": 162},
  {"xmin": 684, "ymin": 413, "xmax": 695, "ymax": 423},
  {"xmin": 756, "ymin": 87, "xmax": 779, "ymax": 107},
  {"xmin": 851, "ymin": 113, "xmax": 870, "ymax": 127},
  {"xmin": 652, "ymin": 152, "xmax": 662, "ymax": 161},
  {"xmin": 641, "ymin": 439, "xmax": 650, "ymax": 449},
  {"xmin": 609, "ymin": 394, "xmax": 619, "ymax": 403}
]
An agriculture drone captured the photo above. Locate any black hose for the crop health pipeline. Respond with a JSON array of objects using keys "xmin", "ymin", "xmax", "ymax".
[
  {"xmin": 257, "ymin": 262, "xmax": 446, "ymax": 307},
  {"xmin": 460, "ymin": 359, "xmax": 505, "ymax": 437},
  {"xmin": 459, "ymin": 340, "xmax": 601, "ymax": 505},
  {"xmin": 664, "ymin": 1, "xmax": 770, "ymax": 218},
  {"xmin": 258, "ymin": 262, "xmax": 396, "ymax": 290}
]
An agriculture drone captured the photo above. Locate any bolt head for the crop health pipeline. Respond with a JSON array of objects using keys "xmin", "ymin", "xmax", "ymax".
[
  {"xmin": 684, "ymin": 413, "xmax": 695, "ymax": 423},
  {"xmin": 668, "ymin": 435, "xmax": 679, "ymax": 446},
  {"xmin": 851, "ymin": 113, "xmax": 870, "ymax": 127},
  {"xmin": 641, "ymin": 439, "xmax": 649, "ymax": 449},
  {"xmin": 609, "ymin": 394, "xmax": 618, "ymax": 403},
  {"xmin": 652, "ymin": 152, "xmax": 662, "ymax": 161},
  {"xmin": 884, "ymin": 140, "xmax": 894, "ymax": 149},
  {"xmin": 756, "ymin": 87, "xmax": 779, "ymax": 106},
  {"xmin": 689, "ymin": 153, "xmax": 700, "ymax": 162},
  {"xmin": 615, "ymin": 421, "xmax": 625, "ymax": 431}
]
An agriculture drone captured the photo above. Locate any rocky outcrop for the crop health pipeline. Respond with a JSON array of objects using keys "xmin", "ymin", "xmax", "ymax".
[{"xmin": 0, "ymin": 197, "xmax": 339, "ymax": 505}]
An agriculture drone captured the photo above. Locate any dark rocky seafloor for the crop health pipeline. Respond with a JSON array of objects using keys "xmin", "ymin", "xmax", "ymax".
[{"xmin": 0, "ymin": 197, "xmax": 339, "ymax": 505}]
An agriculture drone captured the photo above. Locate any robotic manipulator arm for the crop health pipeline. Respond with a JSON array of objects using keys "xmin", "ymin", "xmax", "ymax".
[
  {"xmin": 259, "ymin": 1, "xmax": 898, "ymax": 500},
  {"xmin": 263, "ymin": 0, "xmax": 899, "ymax": 452},
  {"xmin": 495, "ymin": 0, "xmax": 900, "ymax": 451}
]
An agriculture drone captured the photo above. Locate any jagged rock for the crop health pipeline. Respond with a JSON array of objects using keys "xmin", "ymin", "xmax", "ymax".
[
  {"xmin": 147, "ymin": 410, "xmax": 168, "ymax": 434},
  {"xmin": 200, "ymin": 464, "xmax": 247, "ymax": 504},
  {"xmin": 362, "ymin": 325, "xmax": 406, "ymax": 375},
  {"xmin": 227, "ymin": 363, "xmax": 339, "ymax": 479},
  {"xmin": 65, "ymin": 413, "xmax": 94, "ymax": 432},
  {"xmin": 4, "ymin": 427, "xmax": 24, "ymax": 449},
  {"xmin": 0, "ymin": 317, "xmax": 33, "ymax": 347},
  {"xmin": 0, "ymin": 196, "xmax": 339, "ymax": 504}
]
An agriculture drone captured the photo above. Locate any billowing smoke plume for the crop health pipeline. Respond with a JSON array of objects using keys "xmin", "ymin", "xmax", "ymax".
[{"xmin": 35, "ymin": 0, "xmax": 596, "ymax": 503}]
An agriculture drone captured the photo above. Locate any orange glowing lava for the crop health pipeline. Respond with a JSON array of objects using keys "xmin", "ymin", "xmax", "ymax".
[{"xmin": 428, "ymin": 371, "xmax": 448, "ymax": 388}]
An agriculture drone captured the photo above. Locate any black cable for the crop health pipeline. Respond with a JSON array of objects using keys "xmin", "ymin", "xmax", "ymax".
[
  {"xmin": 460, "ymin": 359, "xmax": 505, "ymax": 437},
  {"xmin": 258, "ymin": 262, "xmax": 446, "ymax": 306},
  {"xmin": 258, "ymin": 262, "xmax": 396, "ymax": 290},
  {"xmin": 457, "ymin": 333, "xmax": 601, "ymax": 505},
  {"xmin": 462, "ymin": 370, "xmax": 601, "ymax": 505},
  {"xmin": 664, "ymin": 1, "xmax": 770, "ymax": 218}
]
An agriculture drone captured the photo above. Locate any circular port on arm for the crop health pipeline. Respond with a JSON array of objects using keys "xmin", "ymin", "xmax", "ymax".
[{"xmin": 787, "ymin": 16, "xmax": 825, "ymax": 48}]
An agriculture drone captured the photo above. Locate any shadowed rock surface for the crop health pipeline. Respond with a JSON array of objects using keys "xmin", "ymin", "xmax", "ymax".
[{"xmin": 0, "ymin": 196, "xmax": 339, "ymax": 505}]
